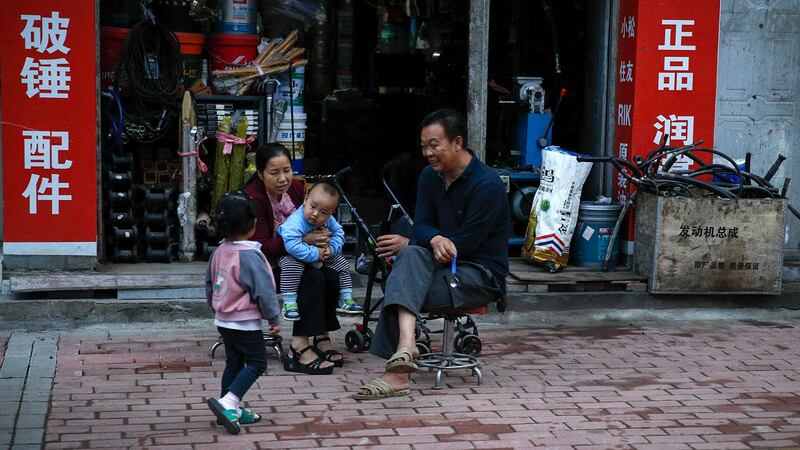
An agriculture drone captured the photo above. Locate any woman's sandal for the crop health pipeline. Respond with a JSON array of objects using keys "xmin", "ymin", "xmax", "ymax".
[
  {"xmin": 282, "ymin": 345, "xmax": 335, "ymax": 375},
  {"xmin": 313, "ymin": 336, "xmax": 344, "ymax": 368},
  {"xmin": 352, "ymin": 378, "xmax": 410, "ymax": 401},
  {"xmin": 206, "ymin": 398, "xmax": 240, "ymax": 435},
  {"xmin": 384, "ymin": 348, "xmax": 419, "ymax": 373}
]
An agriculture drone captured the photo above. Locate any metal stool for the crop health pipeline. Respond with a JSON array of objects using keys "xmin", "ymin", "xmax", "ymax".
[
  {"xmin": 209, "ymin": 334, "xmax": 285, "ymax": 361},
  {"xmin": 416, "ymin": 306, "xmax": 487, "ymax": 389}
]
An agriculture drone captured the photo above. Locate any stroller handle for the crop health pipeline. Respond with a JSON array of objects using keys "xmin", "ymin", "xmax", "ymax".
[{"xmin": 334, "ymin": 166, "xmax": 352, "ymax": 183}]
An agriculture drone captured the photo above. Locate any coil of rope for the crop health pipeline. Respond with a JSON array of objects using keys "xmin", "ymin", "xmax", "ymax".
[{"xmin": 113, "ymin": 16, "xmax": 183, "ymax": 142}]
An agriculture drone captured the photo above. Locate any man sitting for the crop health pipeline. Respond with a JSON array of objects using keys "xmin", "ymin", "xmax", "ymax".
[{"xmin": 353, "ymin": 108, "xmax": 510, "ymax": 400}]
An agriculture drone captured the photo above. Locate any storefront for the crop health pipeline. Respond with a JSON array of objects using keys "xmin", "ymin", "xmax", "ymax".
[{"xmin": 1, "ymin": 0, "xmax": 799, "ymax": 293}]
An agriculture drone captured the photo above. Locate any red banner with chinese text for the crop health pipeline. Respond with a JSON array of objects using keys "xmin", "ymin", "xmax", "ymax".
[
  {"xmin": 0, "ymin": 1, "xmax": 97, "ymax": 256},
  {"xmin": 613, "ymin": 0, "xmax": 721, "ymax": 250}
]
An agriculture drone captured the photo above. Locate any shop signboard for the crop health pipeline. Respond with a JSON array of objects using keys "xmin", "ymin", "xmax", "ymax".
[
  {"xmin": 613, "ymin": 0, "xmax": 721, "ymax": 253},
  {"xmin": 0, "ymin": 1, "xmax": 97, "ymax": 262}
]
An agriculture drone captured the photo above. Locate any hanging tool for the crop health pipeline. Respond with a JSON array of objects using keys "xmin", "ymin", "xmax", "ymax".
[{"xmin": 537, "ymin": 88, "xmax": 567, "ymax": 149}]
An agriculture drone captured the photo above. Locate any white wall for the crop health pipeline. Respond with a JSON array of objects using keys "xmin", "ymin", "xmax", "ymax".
[{"xmin": 715, "ymin": 0, "xmax": 800, "ymax": 247}]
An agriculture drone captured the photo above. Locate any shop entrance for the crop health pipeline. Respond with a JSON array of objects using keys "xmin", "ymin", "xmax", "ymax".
[{"xmin": 95, "ymin": 0, "xmax": 616, "ymax": 276}]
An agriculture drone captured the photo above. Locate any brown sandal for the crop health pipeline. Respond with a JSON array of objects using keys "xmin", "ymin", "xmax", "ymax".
[
  {"xmin": 384, "ymin": 348, "xmax": 418, "ymax": 373},
  {"xmin": 352, "ymin": 378, "xmax": 410, "ymax": 401}
]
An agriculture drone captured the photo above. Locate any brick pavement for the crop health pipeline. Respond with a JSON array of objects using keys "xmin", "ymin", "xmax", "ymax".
[{"xmin": 33, "ymin": 321, "xmax": 800, "ymax": 449}]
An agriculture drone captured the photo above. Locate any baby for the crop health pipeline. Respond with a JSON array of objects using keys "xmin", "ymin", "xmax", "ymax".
[{"xmin": 277, "ymin": 181, "xmax": 363, "ymax": 321}]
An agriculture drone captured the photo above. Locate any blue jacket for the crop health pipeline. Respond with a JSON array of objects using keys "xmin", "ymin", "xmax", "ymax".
[{"xmin": 277, "ymin": 207, "xmax": 345, "ymax": 263}]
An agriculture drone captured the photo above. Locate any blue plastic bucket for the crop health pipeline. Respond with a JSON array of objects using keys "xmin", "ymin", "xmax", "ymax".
[
  {"xmin": 215, "ymin": 0, "xmax": 258, "ymax": 34},
  {"xmin": 572, "ymin": 202, "xmax": 623, "ymax": 269}
]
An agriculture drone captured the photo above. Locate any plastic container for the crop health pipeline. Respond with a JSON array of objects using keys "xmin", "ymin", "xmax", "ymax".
[
  {"xmin": 277, "ymin": 119, "xmax": 306, "ymax": 175},
  {"xmin": 279, "ymin": 66, "xmax": 305, "ymax": 110},
  {"xmin": 280, "ymin": 112, "xmax": 307, "ymax": 129},
  {"xmin": 175, "ymin": 32, "xmax": 205, "ymax": 89},
  {"xmin": 215, "ymin": 0, "xmax": 258, "ymax": 34},
  {"xmin": 291, "ymin": 159, "xmax": 304, "ymax": 174},
  {"xmin": 207, "ymin": 33, "xmax": 261, "ymax": 73},
  {"xmin": 100, "ymin": 26, "xmax": 130, "ymax": 88},
  {"xmin": 276, "ymin": 120, "xmax": 307, "ymax": 142},
  {"xmin": 572, "ymin": 202, "xmax": 623, "ymax": 270}
]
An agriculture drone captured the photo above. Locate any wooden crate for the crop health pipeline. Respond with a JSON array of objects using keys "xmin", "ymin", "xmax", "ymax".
[{"xmin": 634, "ymin": 192, "xmax": 785, "ymax": 295}]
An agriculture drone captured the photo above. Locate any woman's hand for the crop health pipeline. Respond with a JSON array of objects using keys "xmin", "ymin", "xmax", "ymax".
[
  {"xmin": 376, "ymin": 234, "xmax": 409, "ymax": 258},
  {"xmin": 302, "ymin": 228, "xmax": 331, "ymax": 248},
  {"xmin": 319, "ymin": 246, "xmax": 332, "ymax": 261}
]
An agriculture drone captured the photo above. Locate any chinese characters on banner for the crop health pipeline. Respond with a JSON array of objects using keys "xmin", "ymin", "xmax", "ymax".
[
  {"xmin": 0, "ymin": 1, "xmax": 96, "ymax": 257},
  {"xmin": 613, "ymin": 0, "xmax": 721, "ymax": 251}
]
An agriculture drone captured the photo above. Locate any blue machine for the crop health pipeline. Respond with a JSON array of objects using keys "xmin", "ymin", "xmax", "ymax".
[
  {"xmin": 500, "ymin": 77, "xmax": 566, "ymax": 247},
  {"xmin": 516, "ymin": 112, "xmax": 552, "ymax": 168}
]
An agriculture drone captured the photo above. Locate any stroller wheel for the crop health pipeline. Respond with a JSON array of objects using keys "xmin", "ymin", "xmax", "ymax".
[
  {"xmin": 345, "ymin": 329, "xmax": 366, "ymax": 353},
  {"xmin": 416, "ymin": 341, "xmax": 430, "ymax": 356},
  {"xmin": 454, "ymin": 331, "xmax": 469, "ymax": 353},
  {"xmin": 364, "ymin": 328, "xmax": 373, "ymax": 348},
  {"xmin": 460, "ymin": 334, "xmax": 482, "ymax": 356}
]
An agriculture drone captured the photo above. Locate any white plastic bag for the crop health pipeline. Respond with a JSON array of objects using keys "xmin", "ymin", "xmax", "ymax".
[{"xmin": 522, "ymin": 146, "xmax": 593, "ymax": 271}]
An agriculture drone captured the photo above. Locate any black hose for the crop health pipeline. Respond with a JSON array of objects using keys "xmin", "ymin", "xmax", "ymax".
[
  {"xmin": 641, "ymin": 143, "xmax": 703, "ymax": 175},
  {"xmin": 744, "ymin": 153, "xmax": 752, "ymax": 185},
  {"xmin": 764, "ymin": 154, "xmax": 787, "ymax": 182},
  {"xmin": 661, "ymin": 173, "xmax": 738, "ymax": 199},
  {"xmin": 664, "ymin": 147, "xmax": 743, "ymax": 195},
  {"xmin": 789, "ymin": 203, "xmax": 800, "ymax": 221},
  {"xmin": 113, "ymin": 17, "xmax": 183, "ymax": 142},
  {"xmin": 731, "ymin": 185, "xmax": 776, "ymax": 198},
  {"xmin": 538, "ymin": 0, "xmax": 561, "ymax": 74}
]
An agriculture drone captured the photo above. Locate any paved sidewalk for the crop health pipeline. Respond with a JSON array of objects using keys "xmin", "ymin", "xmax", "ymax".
[{"xmin": 4, "ymin": 320, "xmax": 800, "ymax": 449}]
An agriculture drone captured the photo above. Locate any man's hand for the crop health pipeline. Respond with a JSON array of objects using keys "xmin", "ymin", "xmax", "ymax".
[
  {"xmin": 302, "ymin": 228, "xmax": 331, "ymax": 248},
  {"xmin": 268, "ymin": 323, "xmax": 282, "ymax": 336},
  {"xmin": 376, "ymin": 234, "xmax": 409, "ymax": 258},
  {"xmin": 430, "ymin": 235, "xmax": 457, "ymax": 263}
]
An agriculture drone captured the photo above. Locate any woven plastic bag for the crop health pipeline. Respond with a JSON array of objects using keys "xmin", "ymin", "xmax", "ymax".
[{"xmin": 522, "ymin": 146, "xmax": 593, "ymax": 271}]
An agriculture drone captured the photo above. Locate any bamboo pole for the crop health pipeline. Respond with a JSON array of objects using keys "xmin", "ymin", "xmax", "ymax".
[
  {"xmin": 227, "ymin": 117, "xmax": 249, "ymax": 192},
  {"xmin": 210, "ymin": 117, "xmax": 233, "ymax": 211}
]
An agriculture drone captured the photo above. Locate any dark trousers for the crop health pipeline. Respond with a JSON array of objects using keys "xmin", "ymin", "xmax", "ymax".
[
  {"xmin": 292, "ymin": 266, "xmax": 341, "ymax": 337},
  {"xmin": 370, "ymin": 245, "xmax": 501, "ymax": 359},
  {"xmin": 218, "ymin": 327, "xmax": 268, "ymax": 399}
]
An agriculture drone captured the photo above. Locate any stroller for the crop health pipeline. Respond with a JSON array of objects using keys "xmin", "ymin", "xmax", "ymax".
[{"xmin": 332, "ymin": 167, "xmax": 485, "ymax": 357}]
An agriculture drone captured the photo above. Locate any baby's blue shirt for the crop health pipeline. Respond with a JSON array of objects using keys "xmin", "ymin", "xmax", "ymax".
[{"xmin": 277, "ymin": 207, "xmax": 345, "ymax": 263}]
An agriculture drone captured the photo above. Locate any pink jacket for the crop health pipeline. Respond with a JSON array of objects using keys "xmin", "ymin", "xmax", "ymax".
[{"xmin": 205, "ymin": 240, "xmax": 281, "ymax": 326}]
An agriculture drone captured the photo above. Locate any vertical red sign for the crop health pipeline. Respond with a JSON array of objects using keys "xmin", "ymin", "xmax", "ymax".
[
  {"xmin": 0, "ymin": 1, "xmax": 97, "ymax": 258},
  {"xmin": 613, "ymin": 0, "xmax": 721, "ymax": 252}
]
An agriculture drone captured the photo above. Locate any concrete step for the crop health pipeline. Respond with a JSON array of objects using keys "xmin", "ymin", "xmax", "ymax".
[{"xmin": 4, "ymin": 283, "xmax": 800, "ymax": 331}]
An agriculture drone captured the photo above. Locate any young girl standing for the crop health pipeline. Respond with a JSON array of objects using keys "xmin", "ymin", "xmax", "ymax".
[{"xmin": 205, "ymin": 192, "xmax": 282, "ymax": 435}]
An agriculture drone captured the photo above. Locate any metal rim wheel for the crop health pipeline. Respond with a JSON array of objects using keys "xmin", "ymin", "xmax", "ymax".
[
  {"xmin": 460, "ymin": 334, "xmax": 482, "ymax": 356},
  {"xmin": 454, "ymin": 331, "xmax": 469, "ymax": 353},
  {"xmin": 345, "ymin": 330, "xmax": 366, "ymax": 353},
  {"xmin": 364, "ymin": 328, "xmax": 374, "ymax": 349}
]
